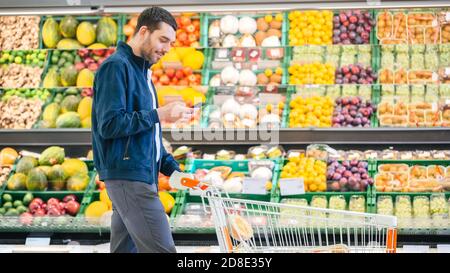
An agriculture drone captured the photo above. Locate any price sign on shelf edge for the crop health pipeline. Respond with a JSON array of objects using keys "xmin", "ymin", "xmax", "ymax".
[
  {"xmin": 242, "ymin": 178, "xmax": 267, "ymax": 195},
  {"xmin": 279, "ymin": 178, "xmax": 305, "ymax": 196}
]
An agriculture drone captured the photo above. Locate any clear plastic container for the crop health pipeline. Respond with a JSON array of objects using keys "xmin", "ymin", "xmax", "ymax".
[
  {"xmin": 399, "ymin": 151, "xmax": 415, "ymax": 160},
  {"xmin": 413, "ymin": 196, "xmax": 431, "ymax": 228},
  {"xmin": 377, "ymin": 196, "xmax": 394, "ymax": 215},
  {"xmin": 395, "ymin": 195, "xmax": 413, "ymax": 228},
  {"xmin": 311, "ymin": 196, "xmax": 328, "ymax": 208},
  {"xmin": 380, "ymin": 149, "xmax": 400, "ymax": 160},
  {"xmin": 427, "ymin": 165, "xmax": 445, "ymax": 180},
  {"xmin": 364, "ymin": 150, "xmax": 381, "ymax": 160},
  {"xmin": 409, "ymin": 165, "xmax": 427, "ymax": 180},
  {"xmin": 409, "ymin": 179, "xmax": 443, "ymax": 192},
  {"xmin": 306, "ymin": 144, "xmax": 334, "ymax": 161},
  {"xmin": 280, "ymin": 198, "xmax": 309, "ymax": 226},
  {"xmin": 375, "ymin": 173, "xmax": 394, "ymax": 192},
  {"xmin": 430, "ymin": 193, "xmax": 449, "ymax": 228},
  {"xmin": 346, "ymin": 150, "xmax": 364, "ymax": 161},
  {"xmin": 414, "ymin": 150, "xmax": 434, "ymax": 160},
  {"xmin": 432, "ymin": 150, "xmax": 448, "ymax": 160},
  {"xmin": 349, "ymin": 195, "xmax": 366, "ymax": 213},
  {"xmin": 329, "ymin": 195, "xmax": 347, "ymax": 211},
  {"xmin": 379, "ymin": 163, "xmax": 409, "ymax": 173},
  {"xmin": 247, "ymin": 145, "xmax": 268, "ymax": 160}
]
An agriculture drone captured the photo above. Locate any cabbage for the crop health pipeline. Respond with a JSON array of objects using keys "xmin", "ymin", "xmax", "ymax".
[
  {"xmin": 411, "ymin": 44, "xmax": 425, "ymax": 53},
  {"xmin": 326, "ymin": 45, "xmax": 341, "ymax": 55},
  {"xmin": 426, "ymin": 84, "xmax": 439, "ymax": 97},
  {"xmin": 440, "ymin": 84, "xmax": 450, "ymax": 97},
  {"xmin": 358, "ymin": 45, "xmax": 371, "ymax": 53},
  {"xmin": 382, "ymin": 85, "xmax": 395, "ymax": 96},
  {"xmin": 410, "ymin": 54, "xmax": 425, "ymax": 70},
  {"xmin": 381, "ymin": 53, "xmax": 395, "ymax": 69},
  {"xmin": 424, "ymin": 52, "xmax": 439, "ymax": 70},
  {"xmin": 440, "ymin": 52, "xmax": 450, "ymax": 67},
  {"xmin": 341, "ymin": 45, "xmax": 357, "ymax": 54},
  {"xmin": 440, "ymin": 44, "xmax": 450, "ymax": 53},
  {"xmin": 395, "ymin": 44, "xmax": 409, "ymax": 54},
  {"xmin": 340, "ymin": 53, "xmax": 356, "ymax": 66},
  {"xmin": 396, "ymin": 53, "xmax": 410, "ymax": 69},
  {"xmin": 411, "ymin": 85, "xmax": 425, "ymax": 96},
  {"xmin": 381, "ymin": 44, "xmax": 395, "ymax": 53},
  {"xmin": 358, "ymin": 53, "xmax": 371, "ymax": 67},
  {"xmin": 342, "ymin": 85, "xmax": 358, "ymax": 96},
  {"xmin": 358, "ymin": 85, "xmax": 371, "ymax": 100}
]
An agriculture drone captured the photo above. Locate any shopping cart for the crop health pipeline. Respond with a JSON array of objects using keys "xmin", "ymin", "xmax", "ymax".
[{"xmin": 171, "ymin": 172, "xmax": 398, "ymax": 253}]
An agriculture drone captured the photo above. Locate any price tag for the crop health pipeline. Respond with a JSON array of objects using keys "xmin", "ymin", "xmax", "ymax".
[
  {"xmin": 445, "ymin": 99, "xmax": 450, "ymax": 105},
  {"xmin": 432, "ymin": 19, "xmax": 438, "ymax": 27},
  {"xmin": 25, "ymin": 237, "xmax": 51, "ymax": 246},
  {"xmin": 242, "ymin": 178, "xmax": 267, "ymax": 195},
  {"xmin": 279, "ymin": 178, "xmax": 305, "ymax": 196},
  {"xmin": 437, "ymin": 244, "xmax": 450, "ymax": 253},
  {"xmin": 268, "ymin": 48, "xmax": 281, "ymax": 58},
  {"xmin": 445, "ymin": 67, "xmax": 450, "ymax": 76},
  {"xmin": 402, "ymin": 245, "xmax": 430, "ymax": 253},
  {"xmin": 432, "ymin": 72, "xmax": 439, "ymax": 82},
  {"xmin": 217, "ymin": 49, "xmax": 229, "ymax": 59},
  {"xmin": 189, "ymin": 188, "xmax": 203, "ymax": 196},
  {"xmin": 446, "ymin": 12, "xmax": 450, "ymax": 22},
  {"xmin": 259, "ymin": 93, "xmax": 282, "ymax": 105},
  {"xmin": 234, "ymin": 62, "xmax": 242, "ymax": 70}
]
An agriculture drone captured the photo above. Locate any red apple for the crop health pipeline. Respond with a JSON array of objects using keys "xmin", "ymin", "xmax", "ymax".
[
  {"xmin": 47, "ymin": 207, "xmax": 61, "ymax": 217},
  {"xmin": 75, "ymin": 62, "xmax": 86, "ymax": 71},
  {"xmin": 19, "ymin": 212, "xmax": 33, "ymax": 225},
  {"xmin": 175, "ymin": 69, "xmax": 184, "ymax": 79},
  {"xmin": 47, "ymin": 198, "xmax": 60, "ymax": 207},
  {"xmin": 34, "ymin": 208, "xmax": 46, "ymax": 217},
  {"xmin": 28, "ymin": 202, "xmax": 40, "ymax": 213},
  {"xmin": 159, "ymin": 75, "xmax": 170, "ymax": 85},
  {"xmin": 88, "ymin": 62, "xmax": 99, "ymax": 71},
  {"xmin": 65, "ymin": 200, "xmax": 80, "ymax": 216},
  {"xmin": 63, "ymin": 194, "xmax": 77, "ymax": 203},
  {"xmin": 165, "ymin": 68, "xmax": 176, "ymax": 79}
]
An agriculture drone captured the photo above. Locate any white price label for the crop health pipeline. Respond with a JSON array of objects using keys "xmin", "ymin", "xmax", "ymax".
[
  {"xmin": 25, "ymin": 237, "xmax": 51, "ymax": 246},
  {"xmin": 446, "ymin": 99, "xmax": 450, "ymax": 105},
  {"xmin": 402, "ymin": 245, "xmax": 430, "ymax": 253},
  {"xmin": 279, "ymin": 178, "xmax": 305, "ymax": 196},
  {"xmin": 189, "ymin": 188, "xmax": 203, "ymax": 196},
  {"xmin": 236, "ymin": 50, "xmax": 243, "ymax": 57},
  {"xmin": 446, "ymin": 12, "xmax": 450, "ymax": 22},
  {"xmin": 269, "ymin": 49, "xmax": 281, "ymax": 58},
  {"xmin": 259, "ymin": 93, "xmax": 282, "ymax": 105},
  {"xmin": 432, "ymin": 19, "xmax": 438, "ymax": 27},
  {"xmin": 242, "ymin": 178, "xmax": 267, "ymax": 195},
  {"xmin": 437, "ymin": 244, "xmax": 450, "ymax": 253},
  {"xmin": 445, "ymin": 68, "xmax": 450, "ymax": 76},
  {"xmin": 235, "ymin": 63, "xmax": 242, "ymax": 70},
  {"xmin": 217, "ymin": 49, "xmax": 228, "ymax": 59},
  {"xmin": 432, "ymin": 72, "xmax": 439, "ymax": 82}
]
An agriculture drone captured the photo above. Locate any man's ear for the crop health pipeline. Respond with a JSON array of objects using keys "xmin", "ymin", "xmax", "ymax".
[{"xmin": 137, "ymin": 26, "xmax": 148, "ymax": 38}]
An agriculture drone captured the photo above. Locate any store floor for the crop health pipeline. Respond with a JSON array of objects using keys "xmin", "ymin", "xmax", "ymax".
[
  {"xmin": 0, "ymin": 244, "xmax": 444, "ymax": 253},
  {"xmin": 0, "ymin": 243, "xmax": 220, "ymax": 253}
]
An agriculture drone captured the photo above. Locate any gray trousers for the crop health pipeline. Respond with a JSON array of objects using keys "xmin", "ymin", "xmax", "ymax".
[{"xmin": 104, "ymin": 180, "xmax": 176, "ymax": 253}]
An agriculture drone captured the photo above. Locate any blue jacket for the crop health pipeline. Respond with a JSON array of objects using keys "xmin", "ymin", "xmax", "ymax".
[{"xmin": 92, "ymin": 41, "xmax": 180, "ymax": 184}]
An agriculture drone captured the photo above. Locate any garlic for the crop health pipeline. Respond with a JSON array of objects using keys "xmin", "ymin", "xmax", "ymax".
[
  {"xmin": 239, "ymin": 104, "xmax": 258, "ymax": 120},
  {"xmin": 261, "ymin": 36, "xmax": 281, "ymax": 47},
  {"xmin": 238, "ymin": 16, "xmax": 257, "ymax": 34},
  {"xmin": 221, "ymin": 65, "xmax": 240, "ymax": 85},
  {"xmin": 239, "ymin": 34, "xmax": 256, "ymax": 47},
  {"xmin": 220, "ymin": 15, "xmax": 239, "ymax": 34},
  {"xmin": 239, "ymin": 69, "xmax": 257, "ymax": 86},
  {"xmin": 208, "ymin": 20, "xmax": 221, "ymax": 38},
  {"xmin": 221, "ymin": 98, "xmax": 241, "ymax": 115},
  {"xmin": 222, "ymin": 34, "xmax": 239, "ymax": 48}
]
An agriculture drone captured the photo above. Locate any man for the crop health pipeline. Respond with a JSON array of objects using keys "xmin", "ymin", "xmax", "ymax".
[{"xmin": 92, "ymin": 7, "xmax": 192, "ymax": 253}]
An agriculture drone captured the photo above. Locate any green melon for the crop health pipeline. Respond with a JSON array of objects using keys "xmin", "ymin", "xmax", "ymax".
[
  {"xmin": 60, "ymin": 16, "xmax": 79, "ymax": 38},
  {"xmin": 48, "ymin": 164, "xmax": 67, "ymax": 190},
  {"xmin": 38, "ymin": 146, "xmax": 65, "ymax": 166},
  {"xmin": 26, "ymin": 168, "xmax": 48, "ymax": 191},
  {"xmin": 6, "ymin": 173, "xmax": 27, "ymax": 190},
  {"xmin": 16, "ymin": 156, "xmax": 38, "ymax": 175}
]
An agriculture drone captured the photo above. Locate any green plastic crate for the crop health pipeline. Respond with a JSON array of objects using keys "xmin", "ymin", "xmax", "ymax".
[
  {"xmin": 203, "ymin": 12, "xmax": 287, "ymax": 49},
  {"xmin": 171, "ymin": 190, "xmax": 215, "ymax": 234},
  {"xmin": 1, "ymin": 159, "xmax": 96, "ymax": 199},
  {"xmin": 39, "ymin": 15, "xmax": 123, "ymax": 49}
]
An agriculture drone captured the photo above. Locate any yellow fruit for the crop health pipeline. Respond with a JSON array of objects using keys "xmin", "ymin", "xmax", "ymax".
[
  {"xmin": 81, "ymin": 117, "xmax": 91, "ymax": 128},
  {"xmin": 100, "ymin": 188, "xmax": 112, "ymax": 210},
  {"xmin": 85, "ymin": 201, "xmax": 109, "ymax": 223},
  {"xmin": 179, "ymin": 87, "xmax": 205, "ymax": 107},
  {"xmin": 156, "ymin": 86, "xmax": 180, "ymax": 106},
  {"xmin": 88, "ymin": 43, "xmax": 107, "ymax": 49},
  {"xmin": 182, "ymin": 50, "xmax": 204, "ymax": 70},
  {"xmin": 77, "ymin": 97, "xmax": 92, "ymax": 120},
  {"xmin": 264, "ymin": 69, "xmax": 273, "ymax": 77},
  {"xmin": 265, "ymin": 181, "xmax": 272, "ymax": 191},
  {"xmin": 264, "ymin": 15, "xmax": 273, "ymax": 23},
  {"xmin": 0, "ymin": 147, "xmax": 18, "ymax": 166},
  {"xmin": 175, "ymin": 47, "xmax": 196, "ymax": 60},
  {"xmin": 159, "ymin": 191, "xmax": 175, "ymax": 214},
  {"xmin": 275, "ymin": 13, "xmax": 283, "ymax": 22},
  {"xmin": 61, "ymin": 158, "xmax": 88, "ymax": 177},
  {"xmin": 275, "ymin": 67, "xmax": 283, "ymax": 75},
  {"xmin": 160, "ymin": 49, "xmax": 180, "ymax": 63},
  {"xmin": 77, "ymin": 68, "xmax": 94, "ymax": 87},
  {"xmin": 76, "ymin": 22, "xmax": 96, "ymax": 46}
]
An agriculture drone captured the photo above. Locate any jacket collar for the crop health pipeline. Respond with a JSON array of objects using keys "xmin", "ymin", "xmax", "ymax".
[{"xmin": 117, "ymin": 41, "xmax": 152, "ymax": 70}]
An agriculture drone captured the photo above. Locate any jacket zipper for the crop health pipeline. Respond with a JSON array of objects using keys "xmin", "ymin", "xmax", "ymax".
[
  {"xmin": 144, "ymin": 60, "xmax": 159, "ymax": 184},
  {"xmin": 123, "ymin": 136, "xmax": 131, "ymax": 160}
]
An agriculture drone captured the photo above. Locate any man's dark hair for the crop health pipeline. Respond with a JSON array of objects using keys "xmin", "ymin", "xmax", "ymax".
[{"xmin": 135, "ymin": 7, "xmax": 178, "ymax": 35}]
